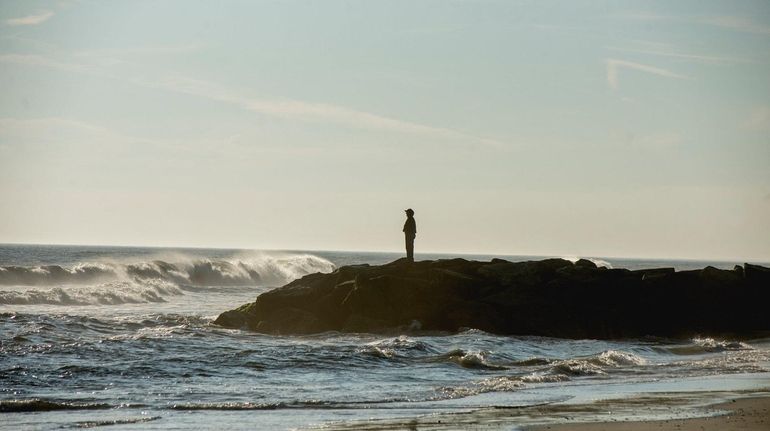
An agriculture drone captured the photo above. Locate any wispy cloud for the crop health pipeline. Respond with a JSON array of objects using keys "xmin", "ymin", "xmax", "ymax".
[
  {"xmin": 146, "ymin": 76, "xmax": 502, "ymax": 147},
  {"xmin": 606, "ymin": 46, "xmax": 749, "ymax": 64},
  {"xmin": 6, "ymin": 10, "xmax": 54, "ymax": 26},
  {"xmin": 0, "ymin": 53, "xmax": 501, "ymax": 147},
  {"xmin": 699, "ymin": 16, "xmax": 770, "ymax": 36},
  {"xmin": 618, "ymin": 11, "xmax": 770, "ymax": 36},
  {"xmin": 606, "ymin": 59, "xmax": 687, "ymax": 90}
]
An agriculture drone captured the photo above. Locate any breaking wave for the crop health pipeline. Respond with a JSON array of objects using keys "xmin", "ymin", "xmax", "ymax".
[
  {"xmin": 437, "ymin": 350, "xmax": 648, "ymax": 399},
  {"xmin": 0, "ymin": 253, "xmax": 335, "ymax": 305},
  {"xmin": 442, "ymin": 349, "xmax": 508, "ymax": 370},
  {"xmin": 0, "ymin": 253, "xmax": 335, "ymax": 287},
  {"xmin": 359, "ymin": 335, "xmax": 436, "ymax": 359},
  {"xmin": 548, "ymin": 350, "xmax": 647, "ymax": 376},
  {"xmin": 423, "ymin": 348, "xmax": 508, "ymax": 370},
  {"xmin": 0, "ymin": 279, "xmax": 182, "ymax": 306},
  {"xmin": 438, "ymin": 372, "xmax": 571, "ymax": 399}
]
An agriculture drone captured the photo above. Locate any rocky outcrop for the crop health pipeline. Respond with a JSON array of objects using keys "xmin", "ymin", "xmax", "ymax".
[{"xmin": 214, "ymin": 258, "xmax": 770, "ymax": 339}]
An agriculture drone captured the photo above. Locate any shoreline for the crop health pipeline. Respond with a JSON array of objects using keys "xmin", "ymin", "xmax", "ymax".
[
  {"xmin": 526, "ymin": 395, "xmax": 770, "ymax": 431},
  {"xmin": 310, "ymin": 388, "xmax": 770, "ymax": 431}
]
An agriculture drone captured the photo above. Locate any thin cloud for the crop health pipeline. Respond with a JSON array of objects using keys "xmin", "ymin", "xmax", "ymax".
[
  {"xmin": 700, "ymin": 16, "xmax": 770, "ymax": 36},
  {"xmin": 618, "ymin": 12, "xmax": 770, "ymax": 36},
  {"xmin": 606, "ymin": 59, "xmax": 687, "ymax": 90},
  {"xmin": 138, "ymin": 76, "xmax": 503, "ymax": 147},
  {"xmin": 606, "ymin": 46, "xmax": 749, "ymax": 64},
  {"xmin": 6, "ymin": 10, "xmax": 54, "ymax": 26},
  {"xmin": 0, "ymin": 53, "xmax": 501, "ymax": 148}
]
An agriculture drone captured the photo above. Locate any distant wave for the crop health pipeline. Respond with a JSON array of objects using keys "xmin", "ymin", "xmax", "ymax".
[
  {"xmin": 0, "ymin": 279, "xmax": 182, "ymax": 306},
  {"xmin": 0, "ymin": 253, "xmax": 335, "ymax": 287},
  {"xmin": 0, "ymin": 253, "xmax": 335, "ymax": 306}
]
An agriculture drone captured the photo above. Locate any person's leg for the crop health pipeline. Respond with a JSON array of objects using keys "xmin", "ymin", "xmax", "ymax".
[{"xmin": 406, "ymin": 236, "xmax": 414, "ymax": 261}]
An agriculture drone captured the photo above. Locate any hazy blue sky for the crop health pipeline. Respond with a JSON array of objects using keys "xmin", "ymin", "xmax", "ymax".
[{"xmin": 1, "ymin": 0, "xmax": 769, "ymax": 260}]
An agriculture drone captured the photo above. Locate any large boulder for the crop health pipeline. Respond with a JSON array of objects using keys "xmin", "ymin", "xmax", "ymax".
[{"xmin": 214, "ymin": 258, "xmax": 770, "ymax": 339}]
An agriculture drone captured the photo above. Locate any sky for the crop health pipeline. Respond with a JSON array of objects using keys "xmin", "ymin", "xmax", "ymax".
[{"xmin": 0, "ymin": 0, "xmax": 769, "ymax": 261}]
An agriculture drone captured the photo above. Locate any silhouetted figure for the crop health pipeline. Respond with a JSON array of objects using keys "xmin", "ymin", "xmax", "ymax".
[{"xmin": 403, "ymin": 208, "xmax": 416, "ymax": 262}]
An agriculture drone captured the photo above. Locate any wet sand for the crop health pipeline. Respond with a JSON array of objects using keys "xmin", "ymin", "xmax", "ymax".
[
  {"xmin": 311, "ymin": 391, "xmax": 770, "ymax": 430},
  {"xmin": 527, "ymin": 396, "xmax": 770, "ymax": 431}
]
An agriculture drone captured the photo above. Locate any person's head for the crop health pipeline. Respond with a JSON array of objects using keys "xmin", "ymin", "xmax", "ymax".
[{"xmin": 405, "ymin": 208, "xmax": 414, "ymax": 217}]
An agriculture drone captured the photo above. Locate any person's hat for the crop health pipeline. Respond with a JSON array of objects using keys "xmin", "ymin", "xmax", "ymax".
[{"xmin": 405, "ymin": 208, "xmax": 414, "ymax": 215}]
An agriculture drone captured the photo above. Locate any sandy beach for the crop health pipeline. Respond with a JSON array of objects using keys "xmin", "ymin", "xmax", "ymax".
[{"xmin": 527, "ymin": 396, "xmax": 770, "ymax": 431}]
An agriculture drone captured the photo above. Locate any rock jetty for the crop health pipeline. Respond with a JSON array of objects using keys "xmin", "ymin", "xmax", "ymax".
[{"xmin": 215, "ymin": 258, "xmax": 770, "ymax": 339}]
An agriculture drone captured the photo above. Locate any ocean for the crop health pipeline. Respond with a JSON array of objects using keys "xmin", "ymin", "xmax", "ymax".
[{"xmin": 1, "ymin": 244, "xmax": 769, "ymax": 430}]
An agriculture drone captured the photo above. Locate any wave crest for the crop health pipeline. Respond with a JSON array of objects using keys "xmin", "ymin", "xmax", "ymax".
[
  {"xmin": 665, "ymin": 338, "xmax": 754, "ymax": 355},
  {"xmin": 0, "ymin": 252, "xmax": 335, "ymax": 306},
  {"xmin": 548, "ymin": 350, "xmax": 647, "ymax": 376},
  {"xmin": 429, "ymin": 349, "xmax": 508, "ymax": 370},
  {"xmin": 0, "ymin": 253, "xmax": 335, "ymax": 288}
]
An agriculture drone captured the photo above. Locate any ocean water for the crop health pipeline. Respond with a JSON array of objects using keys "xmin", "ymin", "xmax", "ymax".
[{"xmin": 1, "ymin": 244, "xmax": 769, "ymax": 430}]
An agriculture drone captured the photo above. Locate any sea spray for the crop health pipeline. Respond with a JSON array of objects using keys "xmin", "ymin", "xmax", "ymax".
[{"xmin": 0, "ymin": 252, "xmax": 335, "ymax": 306}]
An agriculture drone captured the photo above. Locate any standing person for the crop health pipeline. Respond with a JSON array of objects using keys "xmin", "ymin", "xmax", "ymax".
[{"xmin": 403, "ymin": 208, "xmax": 417, "ymax": 262}]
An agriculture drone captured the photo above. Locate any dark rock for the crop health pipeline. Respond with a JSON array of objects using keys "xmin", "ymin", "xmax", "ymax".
[
  {"xmin": 632, "ymin": 268, "xmax": 675, "ymax": 280},
  {"xmin": 745, "ymin": 263, "xmax": 770, "ymax": 284},
  {"xmin": 574, "ymin": 259, "xmax": 597, "ymax": 269},
  {"xmin": 215, "ymin": 259, "xmax": 770, "ymax": 339},
  {"xmin": 733, "ymin": 265, "xmax": 744, "ymax": 277},
  {"xmin": 213, "ymin": 310, "xmax": 249, "ymax": 329}
]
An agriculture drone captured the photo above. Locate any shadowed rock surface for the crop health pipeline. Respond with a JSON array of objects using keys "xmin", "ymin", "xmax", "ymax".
[{"xmin": 215, "ymin": 258, "xmax": 770, "ymax": 339}]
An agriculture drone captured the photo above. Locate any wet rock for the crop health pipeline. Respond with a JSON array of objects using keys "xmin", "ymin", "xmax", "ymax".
[{"xmin": 215, "ymin": 259, "xmax": 770, "ymax": 339}]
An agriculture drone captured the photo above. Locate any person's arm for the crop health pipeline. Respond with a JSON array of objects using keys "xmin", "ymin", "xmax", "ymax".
[{"xmin": 405, "ymin": 219, "xmax": 416, "ymax": 234}]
